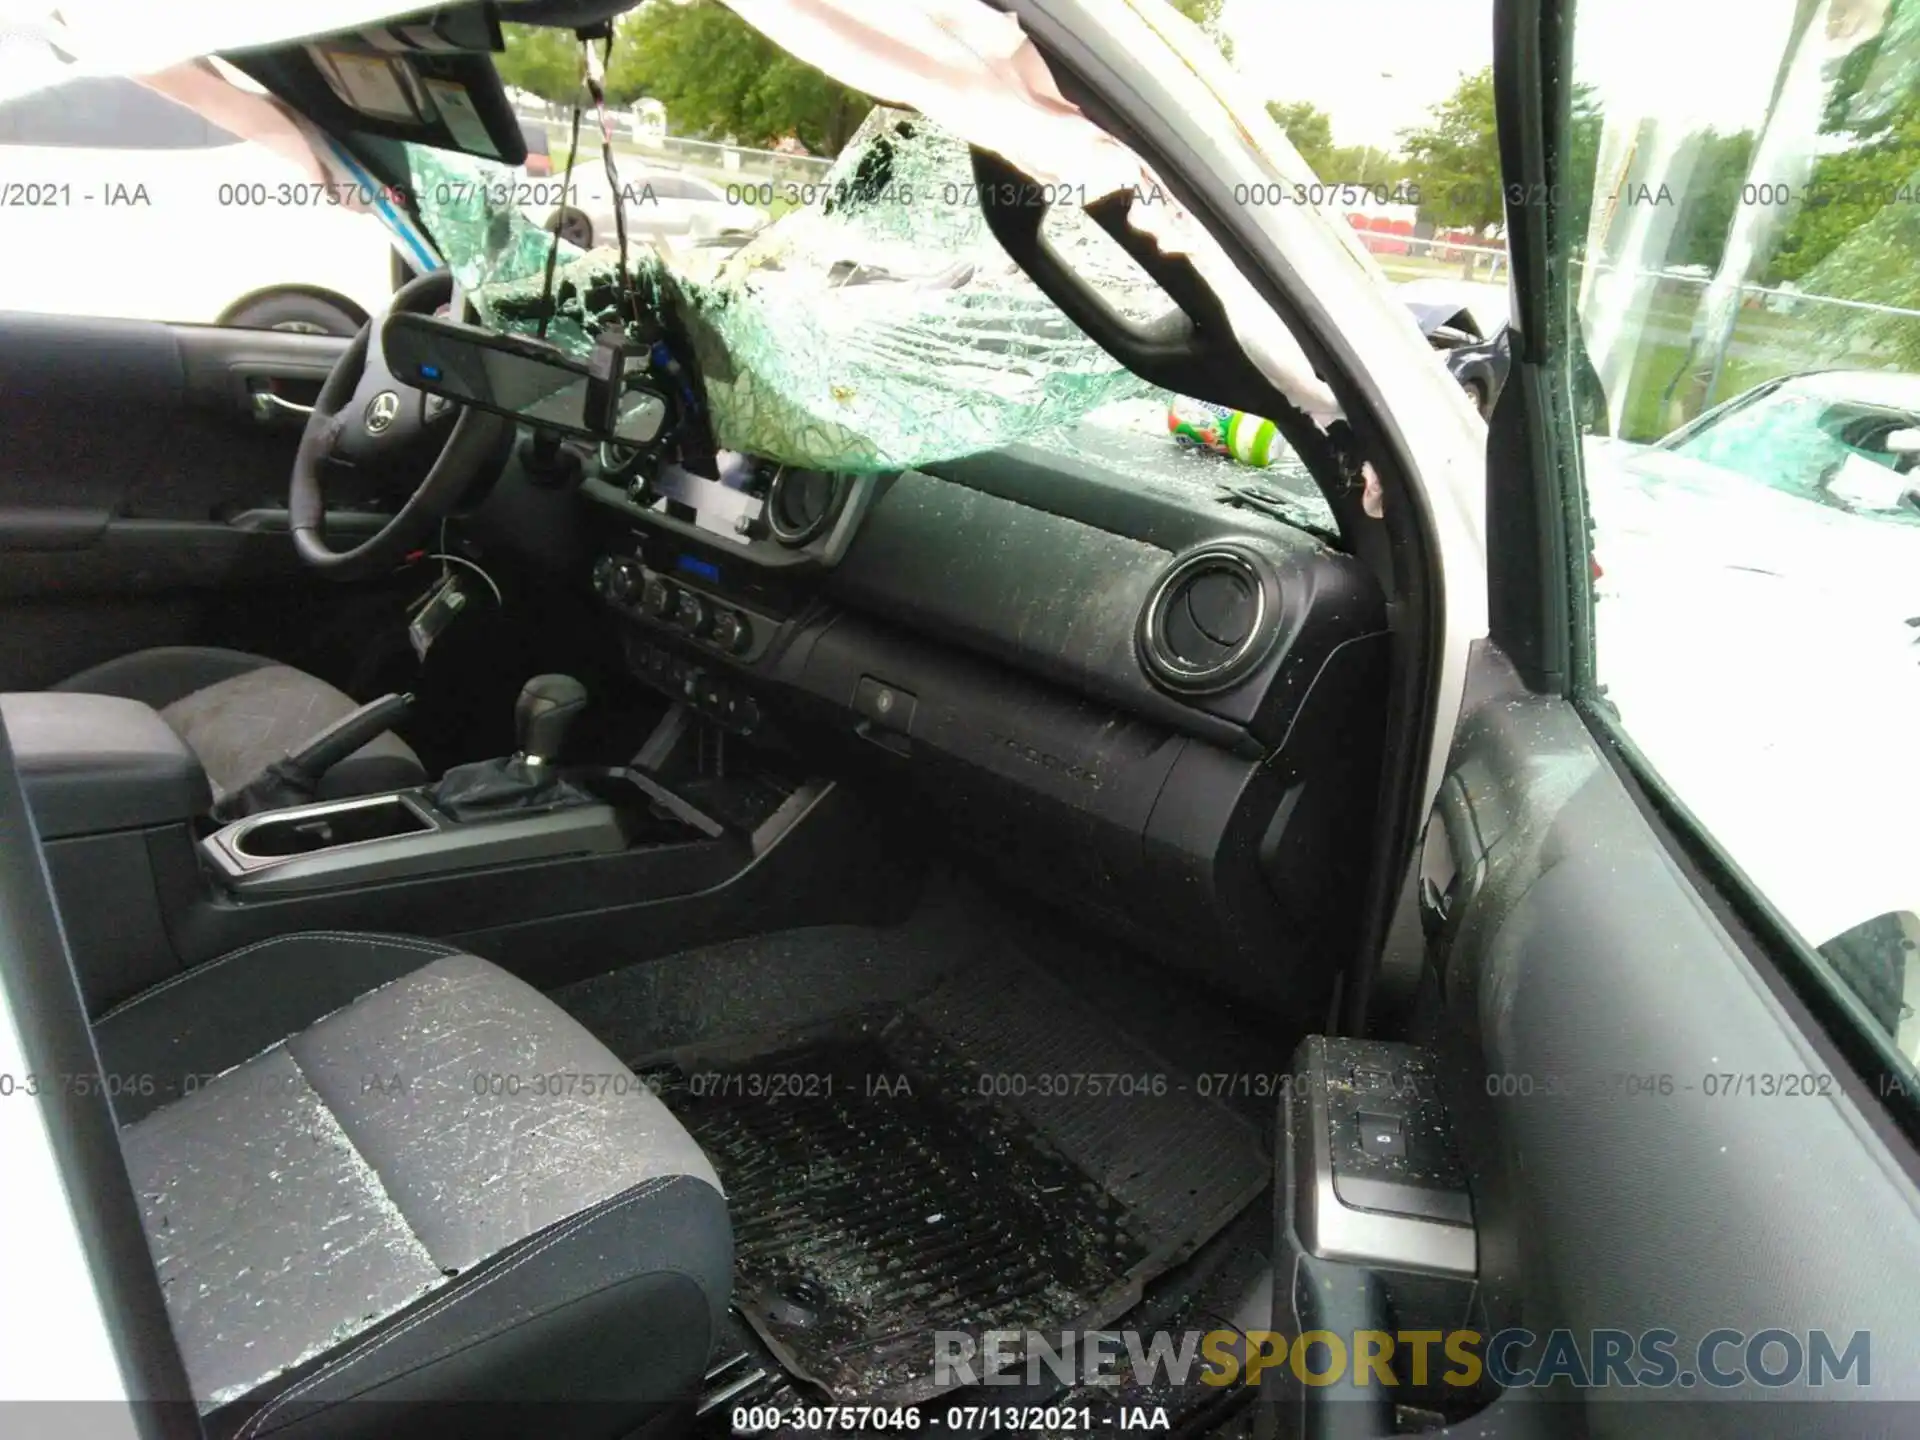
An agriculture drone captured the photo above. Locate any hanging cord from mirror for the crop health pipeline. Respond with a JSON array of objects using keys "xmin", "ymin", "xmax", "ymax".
[
  {"xmin": 580, "ymin": 27, "xmax": 641, "ymax": 331},
  {"xmin": 535, "ymin": 23, "xmax": 641, "ymax": 339},
  {"xmin": 536, "ymin": 89, "xmax": 586, "ymax": 341}
]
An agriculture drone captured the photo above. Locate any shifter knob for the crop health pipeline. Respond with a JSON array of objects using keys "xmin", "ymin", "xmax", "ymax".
[{"xmin": 515, "ymin": 674, "xmax": 589, "ymax": 765}]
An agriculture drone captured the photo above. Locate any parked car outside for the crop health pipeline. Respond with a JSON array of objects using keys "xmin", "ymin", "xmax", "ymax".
[
  {"xmin": 531, "ymin": 161, "xmax": 768, "ymax": 250},
  {"xmin": 9, "ymin": 2, "xmax": 1920, "ymax": 1433},
  {"xmin": 1585, "ymin": 370, "xmax": 1920, "ymax": 954},
  {"xmin": 1398, "ymin": 277, "xmax": 1513, "ymax": 416},
  {"xmin": 0, "ymin": 71, "xmax": 397, "ymax": 333},
  {"xmin": 518, "ymin": 117, "xmax": 553, "ymax": 177}
]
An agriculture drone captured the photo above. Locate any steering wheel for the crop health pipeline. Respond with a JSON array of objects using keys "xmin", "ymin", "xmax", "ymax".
[{"xmin": 290, "ymin": 269, "xmax": 514, "ymax": 581}]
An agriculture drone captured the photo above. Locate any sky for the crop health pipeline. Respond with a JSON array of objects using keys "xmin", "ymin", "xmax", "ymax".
[
  {"xmin": 1221, "ymin": 0, "xmax": 1814, "ymax": 157},
  {"xmin": 1222, "ymin": 0, "xmax": 1496, "ymax": 153},
  {"xmin": 0, "ymin": 0, "xmax": 1853, "ymax": 148}
]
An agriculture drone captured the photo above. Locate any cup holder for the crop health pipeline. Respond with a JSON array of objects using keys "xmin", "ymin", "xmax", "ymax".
[{"xmin": 234, "ymin": 795, "xmax": 433, "ymax": 859}]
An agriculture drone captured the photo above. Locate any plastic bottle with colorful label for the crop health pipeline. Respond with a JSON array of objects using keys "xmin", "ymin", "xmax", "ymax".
[{"xmin": 1167, "ymin": 397, "xmax": 1286, "ymax": 468}]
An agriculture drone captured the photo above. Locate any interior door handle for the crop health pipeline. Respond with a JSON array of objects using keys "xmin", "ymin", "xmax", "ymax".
[{"xmin": 251, "ymin": 390, "xmax": 313, "ymax": 421}]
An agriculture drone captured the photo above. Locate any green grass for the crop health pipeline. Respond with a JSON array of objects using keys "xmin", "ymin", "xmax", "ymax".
[
  {"xmin": 1375, "ymin": 253, "xmax": 1504, "ymax": 284},
  {"xmin": 1614, "ymin": 340, "xmax": 1798, "ymax": 441},
  {"xmin": 1607, "ymin": 291, "xmax": 1915, "ymax": 440}
]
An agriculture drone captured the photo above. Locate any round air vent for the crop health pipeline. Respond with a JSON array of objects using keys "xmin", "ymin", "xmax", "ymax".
[
  {"xmin": 1137, "ymin": 544, "xmax": 1279, "ymax": 694},
  {"xmin": 766, "ymin": 468, "xmax": 842, "ymax": 545}
]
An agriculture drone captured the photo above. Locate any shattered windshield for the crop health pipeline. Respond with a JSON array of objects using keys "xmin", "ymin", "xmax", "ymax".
[
  {"xmin": 401, "ymin": 103, "xmax": 1333, "ymax": 532},
  {"xmin": 408, "ymin": 107, "xmax": 1165, "ymax": 474},
  {"xmin": 3, "ymin": 0, "xmax": 1349, "ymax": 525}
]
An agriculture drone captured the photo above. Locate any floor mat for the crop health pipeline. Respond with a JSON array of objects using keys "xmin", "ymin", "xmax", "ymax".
[{"xmin": 657, "ymin": 960, "xmax": 1270, "ymax": 1405}]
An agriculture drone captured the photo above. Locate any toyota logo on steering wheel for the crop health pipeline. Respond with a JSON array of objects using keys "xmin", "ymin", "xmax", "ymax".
[{"xmin": 364, "ymin": 391, "xmax": 400, "ymax": 434}]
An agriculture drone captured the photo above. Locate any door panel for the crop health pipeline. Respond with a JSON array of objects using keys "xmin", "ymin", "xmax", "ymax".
[
  {"xmin": 1395, "ymin": 0, "xmax": 1920, "ymax": 1430},
  {"xmin": 1425, "ymin": 645, "xmax": 1920, "ymax": 1433},
  {"xmin": 0, "ymin": 312, "xmax": 402, "ymax": 690}
]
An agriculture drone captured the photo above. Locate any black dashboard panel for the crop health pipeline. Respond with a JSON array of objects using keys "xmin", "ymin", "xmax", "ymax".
[
  {"xmin": 823, "ymin": 470, "xmax": 1220, "ymax": 735},
  {"xmin": 564, "ymin": 431, "xmax": 1389, "ymax": 1005},
  {"xmin": 828, "ymin": 457, "xmax": 1384, "ymax": 750},
  {"xmin": 781, "ymin": 606, "xmax": 1388, "ymax": 1004}
]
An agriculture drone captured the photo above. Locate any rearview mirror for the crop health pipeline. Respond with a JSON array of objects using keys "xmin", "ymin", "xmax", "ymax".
[{"xmin": 381, "ymin": 312, "xmax": 667, "ymax": 446}]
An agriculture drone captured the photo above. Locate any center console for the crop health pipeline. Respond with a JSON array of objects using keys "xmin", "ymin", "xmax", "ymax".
[
  {"xmin": 202, "ymin": 786, "xmax": 629, "ymax": 898},
  {"xmin": 198, "ymin": 674, "xmax": 704, "ymax": 897},
  {"xmin": 7, "ymin": 669, "xmax": 918, "ymax": 1018},
  {"xmin": 586, "ymin": 505, "xmax": 811, "ymax": 739}
]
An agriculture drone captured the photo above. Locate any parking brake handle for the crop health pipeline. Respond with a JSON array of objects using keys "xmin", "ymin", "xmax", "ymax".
[{"xmin": 211, "ymin": 692, "xmax": 415, "ymax": 822}]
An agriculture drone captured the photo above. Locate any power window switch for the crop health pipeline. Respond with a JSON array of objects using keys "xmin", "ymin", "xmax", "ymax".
[{"xmin": 1356, "ymin": 1112, "xmax": 1406, "ymax": 1161}]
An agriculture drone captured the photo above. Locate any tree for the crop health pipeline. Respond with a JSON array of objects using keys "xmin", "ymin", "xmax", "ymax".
[
  {"xmin": 495, "ymin": 23, "xmax": 583, "ymax": 106},
  {"xmin": 1768, "ymin": 25, "xmax": 1920, "ymax": 284},
  {"xmin": 607, "ymin": 0, "xmax": 871, "ymax": 154},
  {"xmin": 1326, "ymin": 143, "xmax": 1411, "ymax": 188},
  {"xmin": 1400, "ymin": 66, "xmax": 1502, "ymax": 232},
  {"xmin": 1668, "ymin": 129, "xmax": 1758, "ymax": 270},
  {"xmin": 1266, "ymin": 100, "xmax": 1335, "ymax": 177},
  {"xmin": 1166, "ymin": 0, "xmax": 1234, "ymax": 62},
  {"xmin": 1775, "ymin": 90, "xmax": 1920, "ymax": 363},
  {"xmin": 1562, "ymin": 82, "xmax": 1603, "ymax": 247},
  {"xmin": 1749, "ymin": 3, "xmax": 1920, "ymax": 365},
  {"xmin": 1262, "ymin": 103, "xmax": 1411, "ymax": 186}
]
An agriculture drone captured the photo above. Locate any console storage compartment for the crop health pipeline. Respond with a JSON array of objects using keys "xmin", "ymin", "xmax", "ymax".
[
  {"xmin": 2, "ymin": 691, "xmax": 212, "ymax": 1013},
  {"xmin": 2, "ymin": 692, "xmax": 209, "ymax": 839}
]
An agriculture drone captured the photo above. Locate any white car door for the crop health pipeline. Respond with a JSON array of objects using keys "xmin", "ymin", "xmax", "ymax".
[
  {"xmin": 631, "ymin": 172, "xmax": 701, "ymax": 239},
  {"xmin": 0, "ymin": 69, "xmax": 394, "ymax": 329}
]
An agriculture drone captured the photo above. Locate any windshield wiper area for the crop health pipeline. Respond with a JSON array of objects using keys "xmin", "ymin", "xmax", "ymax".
[{"xmin": 1216, "ymin": 480, "xmax": 1342, "ymax": 545}]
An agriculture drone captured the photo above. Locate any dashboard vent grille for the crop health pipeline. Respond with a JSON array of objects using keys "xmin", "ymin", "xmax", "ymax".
[
  {"xmin": 766, "ymin": 468, "xmax": 841, "ymax": 546},
  {"xmin": 1137, "ymin": 545, "xmax": 1276, "ymax": 694}
]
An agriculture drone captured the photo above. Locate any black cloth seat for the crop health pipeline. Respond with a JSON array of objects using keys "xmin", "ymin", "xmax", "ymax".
[
  {"xmin": 94, "ymin": 932, "xmax": 731, "ymax": 1439},
  {"xmin": 55, "ymin": 647, "xmax": 424, "ymax": 803}
]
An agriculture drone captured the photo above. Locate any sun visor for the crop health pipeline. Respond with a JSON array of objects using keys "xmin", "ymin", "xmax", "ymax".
[
  {"xmin": 0, "ymin": 3, "xmax": 459, "ymax": 101},
  {"xmin": 2, "ymin": 4, "xmax": 522, "ymax": 167}
]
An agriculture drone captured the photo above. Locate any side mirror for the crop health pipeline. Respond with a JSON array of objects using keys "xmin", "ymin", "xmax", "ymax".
[{"xmin": 1883, "ymin": 427, "xmax": 1920, "ymax": 457}]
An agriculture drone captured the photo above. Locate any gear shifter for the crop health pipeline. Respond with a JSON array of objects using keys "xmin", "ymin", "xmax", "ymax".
[
  {"xmin": 516, "ymin": 674, "xmax": 590, "ymax": 766},
  {"xmin": 430, "ymin": 675, "xmax": 593, "ymax": 821}
]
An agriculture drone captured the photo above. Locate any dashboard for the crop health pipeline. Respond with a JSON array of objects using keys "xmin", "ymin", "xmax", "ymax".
[{"xmin": 554, "ymin": 428, "xmax": 1388, "ymax": 1008}]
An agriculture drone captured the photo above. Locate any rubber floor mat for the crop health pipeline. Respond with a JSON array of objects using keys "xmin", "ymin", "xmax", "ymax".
[{"xmin": 657, "ymin": 962, "xmax": 1269, "ymax": 1404}]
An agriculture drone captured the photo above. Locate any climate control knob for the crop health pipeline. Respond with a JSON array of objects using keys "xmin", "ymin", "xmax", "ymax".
[
  {"xmin": 640, "ymin": 574, "xmax": 675, "ymax": 618},
  {"xmin": 710, "ymin": 609, "xmax": 752, "ymax": 655},
  {"xmin": 594, "ymin": 555, "xmax": 643, "ymax": 604},
  {"xmin": 673, "ymin": 589, "xmax": 711, "ymax": 636},
  {"xmin": 607, "ymin": 558, "xmax": 644, "ymax": 604}
]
